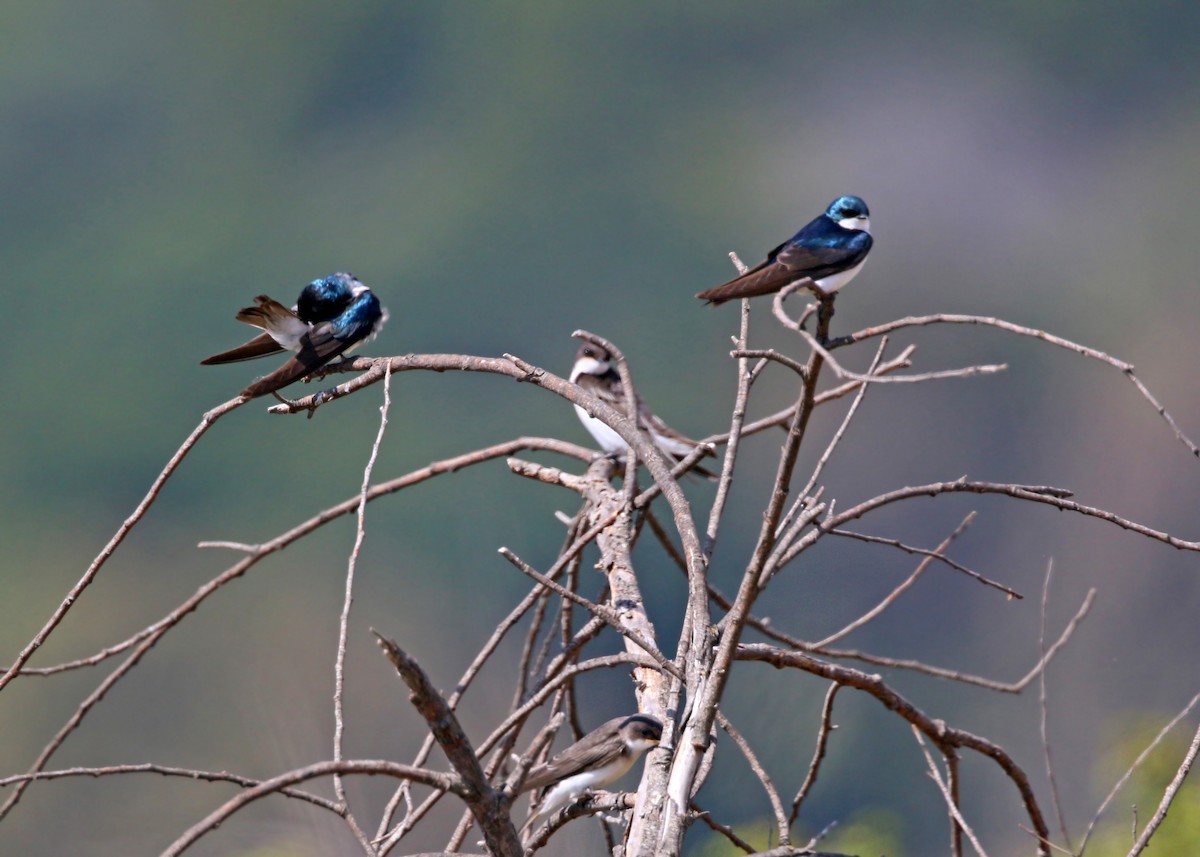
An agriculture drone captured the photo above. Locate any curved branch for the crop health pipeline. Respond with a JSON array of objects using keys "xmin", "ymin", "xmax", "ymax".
[
  {"xmin": 373, "ymin": 633, "xmax": 522, "ymax": 856},
  {"xmin": 0, "ymin": 397, "xmax": 244, "ymax": 693},
  {"xmin": 778, "ymin": 479, "xmax": 1200, "ymax": 571},
  {"xmin": 160, "ymin": 759, "xmax": 463, "ymax": 856},
  {"xmin": 0, "ymin": 764, "xmax": 339, "ymax": 812},
  {"xmin": 829, "ymin": 313, "xmax": 1199, "ymax": 459},
  {"xmin": 737, "ymin": 643, "xmax": 1050, "ymax": 855}
]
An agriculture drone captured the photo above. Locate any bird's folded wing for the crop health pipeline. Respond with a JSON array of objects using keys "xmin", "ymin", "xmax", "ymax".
[
  {"xmin": 239, "ymin": 323, "xmax": 351, "ymax": 398},
  {"xmin": 695, "ymin": 243, "xmax": 818, "ymax": 303},
  {"xmin": 201, "ymin": 331, "xmax": 286, "ymax": 365},
  {"xmin": 521, "ymin": 733, "xmax": 618, "ymax": 794}
]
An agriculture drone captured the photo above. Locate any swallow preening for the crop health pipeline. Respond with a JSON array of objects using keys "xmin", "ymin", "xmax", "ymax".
[
  {"xmin": 202, "ymin": 272, "xmax": 388, "ymax": 398},
  {"xmin": 518, "ymin": 713, "xmax": 662, "ymax": 839},
  {"xmin": 570, "ymin": 342, "xmax": 715, "ymax": 476},
  {"xmin": 697, "ymin": 195, "xmax": 872, "ymax": 305}
]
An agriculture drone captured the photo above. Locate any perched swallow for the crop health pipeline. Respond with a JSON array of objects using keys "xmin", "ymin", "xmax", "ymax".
[
  {"xmin": 519, "ymin": 713, "xmax": 662, "ymax": 838},
  {"xmin": 202, "ymin": 272, "xmax": 388, "ymax": 398},
  {"xmin": 570, "ymin": 342, "xmax": 715, "ymax": 475},
  {"xmin": 696, "ymin": 195, "xmax": 872, "ymax": 305}
]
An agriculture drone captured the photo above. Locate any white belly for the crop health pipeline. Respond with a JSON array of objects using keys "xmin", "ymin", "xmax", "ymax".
[
  {"xmin": 812, "ymin": 257, "xmax": 867, "ymax": 295},
  {"xmin": 574, "ymin": 404, "xmax": 628, "ymax": 455}
]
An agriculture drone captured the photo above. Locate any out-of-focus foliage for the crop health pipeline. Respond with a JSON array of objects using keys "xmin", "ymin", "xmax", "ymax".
[
  {"xmin": 2, "ymin": 3, "xmax": 1199, "ymax": 855},
  {"xmin": 692, "ymin": 808, "xmax": 903, "ymax": 857},
  {"xmin": 1086, "ymin": 714, "xmax": 1200, "ymax": 855}
]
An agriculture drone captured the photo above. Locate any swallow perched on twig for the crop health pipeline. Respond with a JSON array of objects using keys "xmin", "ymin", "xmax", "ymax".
[
  {"xmin": 570, "ymin": 342, "xmax": 715, "ymax": 476},
  {"xmin": 697, "ymin": 195, "xmax": 872, "ymax": 305},
  {"xmin": 202, "ymin": 272, "xmax": 388, "ymax": 398},
  {"xmin": 519, "ymin": 713, "xmax": 662, "ymax": 839}
]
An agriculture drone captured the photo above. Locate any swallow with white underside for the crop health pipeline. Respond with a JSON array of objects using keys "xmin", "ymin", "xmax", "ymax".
[
  {"xmin": 519, "ymin": 713, "xmax": 662, "ymax": 839},
  {"xmin": 570, "ymin": 342, "xmax": 715, "ymax": 476},
  {"xmin": 202, "ymin": 272, "xmax": 388, "ymax": 398},
  {"xmin": 697, "ymin": 195, "xmax": 872, "ymax": 305}
]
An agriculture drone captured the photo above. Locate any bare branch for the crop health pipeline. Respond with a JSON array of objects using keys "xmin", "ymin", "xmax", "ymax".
[
  {"xmin": 689, "ymin": 800, "xmax": 756, "ymax": 854},
  {"xmin": 829, "ymin": 313, "xmax": 1200, "ymax": 459},
  {"xmin": 737, "ymin": 643, "xmax": 1051, "ymax": 855},
  {"xmin": 702, "ymin": 348, "xmax": 915, "ymax": 446},
  {"xmin": 790, "ymin": 682, "xmax": 841, "ymax": 825},
  {"xmin": 372, "ymin": 631, "xmax": 523, "ymax": 857},
  {"xmin": 159, "ymin": 759, "xmax": 463, "ymax": 856},
  {"xmin": 0, "ymin": 397, "xmax": 244, "ymax": 694},
  {"xmin": 1079, "ymin": 690, "xmax": 1200, "ymax": 853},
  {"xmin": 1126, "ymin": 720, "xmax": 1200, "ymax": 856},
  {"xmin": 333, "ymin": 365, "xmax": 393, "ymax": 854},
  {"xmin": 0, "ymin": 764, "xmax": 340, "ymax": 812},
  {"xmin": 777, "ymin": 479, "xmax": 1200, "ymax": 572},
  {"xmin": 827, "ymin": 523, "xmax": 1021, "ymax": 599},
  {"xmin": 704, "ymin": 294, "xmax": 754, "ymax": 559},
  {"xmin": 912, "ymin": 727, "xmax": 990, "ymax": 857},
  {"xmin": 717, "ymin": 710, "xmax": 789, "ymax": 845},
  {"xmin": 1037, "ymin": 561, "xmax": 1073, "ymax": 854},
  {"xmin": 787, "ymin": 338, "xmax": 891, "ymax": 533},
  {"xmin": 813, "ymin": 514, "xmax": 978, "ymax": 648},
  {"xmin": 497, "ymin": 546, "xmax": 678, "ymax": 679}
]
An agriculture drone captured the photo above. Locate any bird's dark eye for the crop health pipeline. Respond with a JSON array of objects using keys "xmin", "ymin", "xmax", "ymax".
[{"xmin": 584, "ymin": 347, "xmax": 595, "ymax": 357}]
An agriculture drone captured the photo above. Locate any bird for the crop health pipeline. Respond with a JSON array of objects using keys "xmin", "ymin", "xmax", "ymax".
[
  {"xmin": 570, "ymin": 342, "xmax": 715, "ymax": 475},
  {"xmin": 696, "ymin": 195, "xmax": 873, "ymax": 305},
  {"xmin": 202, "ymin": 272, "xmax": 388, "ymax": 398},
  {"xmin": 518, "ymin": 713, "xmax": 663, "ymax": 839}
]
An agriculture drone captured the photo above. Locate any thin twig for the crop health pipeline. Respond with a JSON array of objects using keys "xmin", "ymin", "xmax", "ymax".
[
  {"xmin": 333, "ymin": 365, "xmax": 392, "ymax": 854},
  {"xmin": 777, "ymin": 480, "xmax": 1200, "ymax": 573},
  {"xmin": 717, "ymin": 711, "xmax": 789, "ymax": 846},
  {"xmin": 829, "ymin": 313, "xmax": 1200, "ymax": 459},
  {"xmin": 1126, "ymin": 720, "xmax": 1200, "ymax": 856},
  {"xmin": 791, "ymin": 326, "xmax": 1007, "ymax": 386},
  {"xmin": 0, "ymin": 397, "xmax": 244, "ymax": 694},
  {"xmin": 785, "ymin": 338, "xmax": 891, "ymax": 537},
  {"xmin": 763, "ymin": 339, "xmax": 891, "ymax": 586},
  {"xmin": 790, "ymin": 683, "xmax": 840, "ymax": 826},
  {"xmin": 704, "ymin": 293, "xmax": 754, "ymax": 558},
  {"xmin": 813, "ymin": 514, "xmax": 977, "ymax": 649},
  {"xmin": 1037, "ymin": 560, "xmax": 1073, "ymax": 853},
  {"xmin": 701, "ymin": 348, "xmax": 915, "ymax": 447},
  {"xmin": 0, "ymin": 763, "xmax": 340, "ymax": 811},
  {"xmin": 828, "ymin": 525, "xmax": 1020, "ymax": 599},
  {"xmin": 913, "ymin": 727, "xmax": 990, "ymax": 857},
  {"xmin": 160, "ymin": 759, "xmax": 465, "ymax": 856},
  {"xmin": 1078, "ymin": 690, "xmax": 1200, "ymax": 853},
  {"xmin": 690, "ymin": 801, "xmax": 755, "ymax": 854},
  {"xmin": 496, "ymin": 547, "xmax": 678, "ymax": 678},
  {"xmin": 738, "ymin": 643, "xmax": 1051, "ymax": 855}
]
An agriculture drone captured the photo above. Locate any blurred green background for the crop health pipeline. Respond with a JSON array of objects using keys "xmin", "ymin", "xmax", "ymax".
[{"xmin": 2, "ymin": 2, "xmax": 1199, "ymax": 855}]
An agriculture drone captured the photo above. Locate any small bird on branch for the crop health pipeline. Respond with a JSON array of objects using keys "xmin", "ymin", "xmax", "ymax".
[
  {"xmin": 202, "ymin": 272, "xmax": 388, "ymax": 398},
  {"xmin": 697, "ymin": 195, "xmax": 873, "ymax": 305},
  {"xmin": 570, "ymin": 342, "xmax": 715, "ymax": 477},
  {"xmin": 518, "ymin": 713, "xmax": 662, "ymax": 840}
]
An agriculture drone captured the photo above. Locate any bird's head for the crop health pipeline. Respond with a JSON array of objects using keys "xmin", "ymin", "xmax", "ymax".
[
  {"xmin": 618, "ymin": 714, "xmax": 663, "ymax": 754},
  {"xmin": 827, "ymin": 195, "xmax": 871, "ymax": 233},
  {"xmin": 572, "ymin": 342, "xmax": 613, "ymax": 379},
  {"xmin": 297, "ymin": 272, "xmax": 366, "ymax": 322}
]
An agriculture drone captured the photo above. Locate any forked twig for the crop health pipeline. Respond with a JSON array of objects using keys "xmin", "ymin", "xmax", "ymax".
[
  {"xmin": 790, "ymin": 682, "xmax": 841, "ymax": 826},
  {"xmin": 913, "ymin": 727, "xmax": 990, "ymax": 857},
  {"xmin": 813, "ymin": 514, "xmax": 977, "ymax": 649}
]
